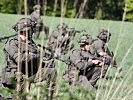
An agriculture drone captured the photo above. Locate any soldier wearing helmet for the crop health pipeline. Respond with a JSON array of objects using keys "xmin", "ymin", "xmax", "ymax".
[
  {"xmin": 12, "ymin": 18, "xmax": 36, "ymax": 38},
  {"xmin": 48, "ymin": 23, "xmax": 69, "ymax": 52},
  {"xmin": 63, "ymin": 34, "xmax": 103, "ymax": 89},
  {"xmin": 97, "ymin": 29, "xmax": 111, "ymax": 42},
  {"xmin": 57, "ymin": 23, "xmax": 68, "ymax": 31},
  {"xmin": 33, "ymin": 5, "xmax": 41, "ymax": 11},
  {"xmin": 90, "ymin": 29, "xmax": 112, "ymax": 57},
  {"xmin": 31, "ymin": 5, "xmax": 49, "ymax": 39},
  {"xmin": 0, "ymin": 18, "xmax": 57, "ymax": 99},
  {"xmin": 90, "ymin": 29, "xmax": 121, "ymax": 82}
]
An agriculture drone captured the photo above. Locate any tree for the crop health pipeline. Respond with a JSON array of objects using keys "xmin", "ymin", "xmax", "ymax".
[
  {"xmin": 0, "ymin": 0, "xmax": 126, "ymax": 21},
  {"xmin": 125, "ymin": 0, "xmax": 133, "ymax": 21}
]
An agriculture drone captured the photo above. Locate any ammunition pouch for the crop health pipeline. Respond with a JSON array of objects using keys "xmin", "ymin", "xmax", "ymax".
[{"xmin": 0, "ymin": 67, "xmax": 17, "ymax": 85}]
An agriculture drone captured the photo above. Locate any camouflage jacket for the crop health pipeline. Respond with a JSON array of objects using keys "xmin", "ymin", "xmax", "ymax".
[
  {"xmin": 90, "ymin": 38, "xmax": 113, "ymax": 66},
  {"xmin": 69, "ymin": 48, "xmax": 94, "ymax": 71},
  {"xmin": 48, "ymin": 29, "xmax": 74, "ymax": 54},
  {"xmin": 31, "ymin": 11, "xmax": 43, "ymax": 25},
  {"xmin": 3, "ymin": 35, "xmax": 41, "ymax": 76},
  {"xmin": 91, "ymin": 38, "xmax": 112, "ymax": 56}
]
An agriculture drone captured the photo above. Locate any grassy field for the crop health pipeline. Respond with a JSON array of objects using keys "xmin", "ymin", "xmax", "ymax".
[{"xmin": 0, "ymin": 13, "xmax": 133, "ymax": 99}]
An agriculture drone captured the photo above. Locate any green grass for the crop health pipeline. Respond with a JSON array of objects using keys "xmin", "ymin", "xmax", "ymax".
[{"xmin": 0, "ymin": 13, "xmax": 133, "ymax": 99}]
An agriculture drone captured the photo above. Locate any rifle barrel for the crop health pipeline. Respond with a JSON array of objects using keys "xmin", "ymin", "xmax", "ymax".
[{"xmin": 0, "ymin": 34, "xmax": 17, "ymax": 41}]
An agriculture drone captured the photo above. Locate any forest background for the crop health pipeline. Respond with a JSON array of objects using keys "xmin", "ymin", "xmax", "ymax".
[{"xmin": 0, "ymin": 0, "xmax": 133, "ymax": 21}]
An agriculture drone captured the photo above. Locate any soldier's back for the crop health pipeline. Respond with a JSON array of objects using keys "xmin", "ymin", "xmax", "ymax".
[{"xmin": 31, "ymin": 11, "xmax": 40, "ymax": 21}]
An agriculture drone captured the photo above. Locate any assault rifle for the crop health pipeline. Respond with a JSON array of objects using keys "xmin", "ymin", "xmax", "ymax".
[
  {"xmin": 88, "ymin": 53, "xmax": 111, "ymax": 65},
  {"xmin": 0, "ymin": 34, "xmax": 17, "ymax": 42},
  {"xmin": 89, "ymin": 51, "xmax": 122, "ymax": 72},
  {"xmin": 67, "ymin": 28, "xmax": 86, "ymax": 37},
  {"xmin": 110, "ymin": 52, "xmax": 122, "ymax": 72}
]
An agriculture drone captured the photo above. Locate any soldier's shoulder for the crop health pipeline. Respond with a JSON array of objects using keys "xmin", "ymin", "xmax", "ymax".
[
  {"xmin": 92, "ymin": 38, "xmax": 102, "ymax": 46},
  {"xmin": 31, "ymin": 11, "xmax": 36, "ymax": 15},
  {"xmin": 92, "ymin": 38, "xmax": 101, "ymax": 43}
]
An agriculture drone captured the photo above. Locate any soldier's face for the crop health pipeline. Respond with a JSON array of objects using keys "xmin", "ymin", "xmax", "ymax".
[
  {"xmin": 36, "ymin": 9, "xmax": 40, "ymax": 13},
  {"xmin": 85, "ymin": 45, "xmax": 91, "ymax": 51}
]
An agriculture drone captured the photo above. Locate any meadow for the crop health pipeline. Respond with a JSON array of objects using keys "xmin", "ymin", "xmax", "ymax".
[{"xmin": 0, "ymin": 13, "xmax": 133, "ymax": 100}]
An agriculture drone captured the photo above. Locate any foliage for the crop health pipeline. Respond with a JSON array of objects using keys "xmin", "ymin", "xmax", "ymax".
[
  {"xmin": 125, "ymin": 0, "xmax": 133, "ymax": 21},
  {"xmin": 0, "ymin": 0, "xmax": 18, "ymax": 13},
  {"xmin": 84, "ymin": 0, "xmax": 125, "ymax": 20},
  {"xmin": 0, "ymin": 0, "xmax": 127, "ymax": 21}
]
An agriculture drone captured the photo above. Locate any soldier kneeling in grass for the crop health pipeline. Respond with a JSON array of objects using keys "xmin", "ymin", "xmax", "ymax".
[
  {"xmin": 63, "ymin": 34, "xmax": 105, "ymax": 89},
  {"xmin": 90, "ymin": 29, "xmax": 122, "ymax": 80},
  {"xmin": 0, "ymin": 18, "xmax": 57, "ymax": 99}
]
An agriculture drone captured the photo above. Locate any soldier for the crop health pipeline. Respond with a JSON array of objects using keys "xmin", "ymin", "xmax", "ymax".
[
  {"xmin": 31, "ymin": 5, "xmax": 49, "ymax": 39},
  {"xmin": 63, "ymin": 34, "xmax": 104, "ymax": 89},
  {"xmin": 0, "ymin": 18, "xmax": 57, "ymax": 99},
  {"xmin": 90, "ymin": 29, "xmax": 121, "ymax": 80},
  {"xmin": 48, "ymin": 23, "xmax": 68, "ymax": 49},
  {"xmin": 48, "ymin": 23, "xmax": 71, "ymax": 55},
  {"xmin": 48, "ymin": 23, "xmax": 81, "ymax": 57}
]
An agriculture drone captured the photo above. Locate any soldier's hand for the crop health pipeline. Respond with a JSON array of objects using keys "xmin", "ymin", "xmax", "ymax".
[
  {"xmin": 99, "ymin": 62, "xmax": 104, "ymax": 66},
  {"xmin": 92, "ymin": 60, "xmax": 100, "ymax": 64}
]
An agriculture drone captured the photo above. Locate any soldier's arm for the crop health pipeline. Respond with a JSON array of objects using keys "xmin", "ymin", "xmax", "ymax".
[
  {"xmin": 70, "ymin": 49, "xmax": 93, "ymax": 70},
  {"xmin": 93, "ymin": 40, "xmax": 107, "ymax": 56},
  {"xmin": 5, "ymin": 39, "xmax": 40, "ymax": 64},
  {"xmin": 31, "ymin": 12, "xmax": 37, "ymax": 21},
  {"xmin": 106, "ymin": 49, "xmax": 118, "ymax": 68}
]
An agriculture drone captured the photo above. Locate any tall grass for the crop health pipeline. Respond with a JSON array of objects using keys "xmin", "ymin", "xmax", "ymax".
[{"xmin": 0, "ymin": 13, "xmax": 133, "ymax": 99}]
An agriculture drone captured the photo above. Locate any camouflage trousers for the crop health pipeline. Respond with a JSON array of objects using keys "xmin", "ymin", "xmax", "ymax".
[
  {"xmin": 89, "ymin": 65, "xmax": 109, "ymax": 86},
  {"xmin": 0, "ymin": 67, "xmax": 57, "ymax": 92},
  {"xmin": 63, "ymin": 67, "xmax": 94, "ymax": 89},
  {"xmin": 34, "ymin": 25, "xmax": 49, "ymax": 39},
  {"xmin": 63, "ymin": 65, "xmax": 109, "ymax": 88}
]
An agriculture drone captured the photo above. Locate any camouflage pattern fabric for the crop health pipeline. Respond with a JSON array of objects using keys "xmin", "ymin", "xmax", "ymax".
[
  {"xmin": 31, "ymin": 10, "xmax": 49, "ymax": 39},
  {"xmin": 0, "ymin": 35, "xmax": 57, "ymax": 92},
  {"xmin": 48, "ymin": 26, "xmax": 75, "ymax": 56},
  {"xmin": 63, "ymin": 48, "xmax": 96, "ymax": 89},
  {"xmin": 90, "ymin": 38, "xmax": 112, "ymax": 79}
]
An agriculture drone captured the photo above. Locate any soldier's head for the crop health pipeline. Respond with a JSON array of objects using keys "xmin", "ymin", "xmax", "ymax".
[
  {"xmin": 79, "ymin": 34, "xmax": 93, "ymax": 51},
  {"xmin": 97, "ymin": 29, "xmax": 111, "ymax": 42},
  {"xmin": 57, "ymin": 23, "xmax": 68, "ymax": 31},
  {"xmin": 33, "ymin": 5, "xmax": 41, "ymax": 13},
  {"xmin": 12, "ymin": 18, "xmax": 36, "ymax": 38}
]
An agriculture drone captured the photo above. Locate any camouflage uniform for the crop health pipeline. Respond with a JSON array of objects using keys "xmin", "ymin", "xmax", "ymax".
[
  {"xmin": 31, "ymin": 5, "xmax": 49, "ymax": 39},
  {"xmin": 63, "ymin": 34, "xmax": 102, "ymax": 88},
  {"xmin": 48, "ymin": 23, "xmax": 74, "ymax": 56},
  {"xmin": 0, "ymin": 18, "xmax": 57, "ymax": 94},
  {"xmin": 89, "ymin": 29, "xmax": 113, "ymax": 82}
]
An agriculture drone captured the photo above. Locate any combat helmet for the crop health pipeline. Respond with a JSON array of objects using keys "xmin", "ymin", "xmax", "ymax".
[
  {"xmin": 57, "ymin": 23, "xmax": 68, "ymax": 30},
  {"xmin": 12, "ymin": 18, "xmax": 36, "ymax": 33},
  {"xmin": 97, "ymin": 29, "xmax": 111, "ymax": 40},
  {"xmin": 78, "ymin": 34, "xmax": 93, "ymax": 46},
  {"xmin": 33, "ymin": 5, "xmax": 41, "ymax": 10}
]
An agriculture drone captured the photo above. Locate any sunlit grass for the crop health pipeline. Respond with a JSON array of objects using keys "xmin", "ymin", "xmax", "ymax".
[{"xmin": 0, "ymin": 13, "xmax": 133, "ymax": 99}]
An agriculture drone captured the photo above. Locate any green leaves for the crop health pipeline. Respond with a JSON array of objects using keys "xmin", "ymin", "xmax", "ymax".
[
  {"xmin": 125, "ymin": 0, "xmax": 133, "ymax": 21},
  {"xmin": 0, "ymin": 0, "xmax": 127, "ymax": 21}
]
